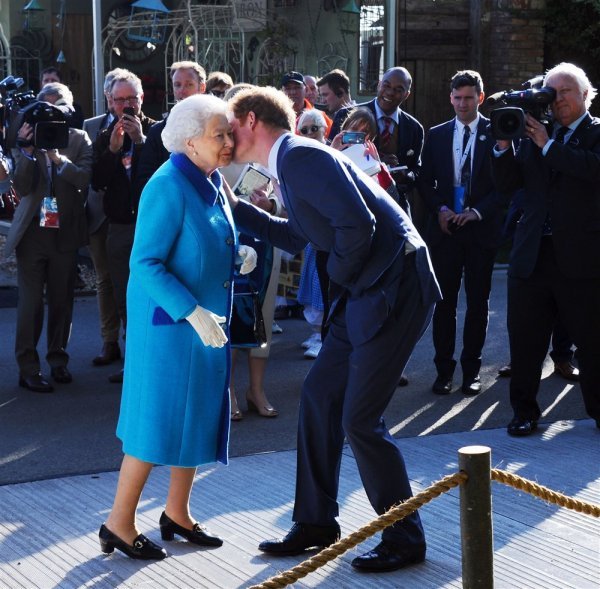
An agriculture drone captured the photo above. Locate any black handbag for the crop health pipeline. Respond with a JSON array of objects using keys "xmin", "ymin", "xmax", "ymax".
[{"xmin": 230, "ymin": 286, "xmax": 267, "ymax": 348}]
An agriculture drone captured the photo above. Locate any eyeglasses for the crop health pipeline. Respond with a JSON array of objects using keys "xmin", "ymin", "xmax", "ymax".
[
  {"xmin": 299, "ymin": 125, "xmax": 322, "ymax": 135},
  {"xmin": 112, "ymin": 96, "xmax": 140, "ymax": 105}
]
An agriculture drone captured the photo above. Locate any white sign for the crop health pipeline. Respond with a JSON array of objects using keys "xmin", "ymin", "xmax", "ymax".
[{"xmin": 232, "ymin": 0, "xmax": 267, "ymax": 31}]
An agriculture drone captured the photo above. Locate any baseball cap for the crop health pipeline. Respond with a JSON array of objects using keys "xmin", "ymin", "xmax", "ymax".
[{"xmin": 281, "ymin": 71, "xmax": 305, "ymax": 87}]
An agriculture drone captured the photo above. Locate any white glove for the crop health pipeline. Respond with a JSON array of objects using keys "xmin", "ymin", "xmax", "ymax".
[
  {"xmin": 186, "ymin": 305, "xmax": 228, "ymax": 348},
  {"xmin": 238, "ymin": 245, "xmax": 258, "ymax": 275}
]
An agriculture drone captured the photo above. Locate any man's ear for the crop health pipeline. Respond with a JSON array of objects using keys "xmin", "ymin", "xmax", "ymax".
[
  {"xmin": 478, "ymin": 92, "xmax": 485, "ymax": 106},
  {"xmin": 248, "ymin": 110, "xmax": 257, "ymax": 130}
]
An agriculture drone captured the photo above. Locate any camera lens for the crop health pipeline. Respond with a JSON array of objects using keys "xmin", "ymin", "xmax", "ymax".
[
  {"xmin": 499, "ymin": 111, "xmax": 521, "ymax": 135},
  {"xmin": 490, "ymin": 107, "xmax": 525, "ymax": 140}
]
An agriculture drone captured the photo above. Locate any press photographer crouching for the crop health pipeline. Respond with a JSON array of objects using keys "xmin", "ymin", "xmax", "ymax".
[
  {"xmin": 4, "ymin": 82, "xmax": 92, "ymax": 393},
  {"xmin": 491, "ymin": 62, "xmax": 600, "ymax": 437}
]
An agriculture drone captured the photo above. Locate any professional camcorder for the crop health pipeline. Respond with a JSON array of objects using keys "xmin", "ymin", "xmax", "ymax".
[
  {"xmin": 1, "ymin": 75, "xmax": 69, "ymax": 151},
  {"xmin": 486, "ymin": 75, "xmax": 556, "ymax": 140}
]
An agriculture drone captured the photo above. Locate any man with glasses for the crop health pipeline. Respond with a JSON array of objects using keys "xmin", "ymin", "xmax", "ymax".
[{"xmin": 91, "ymin": 71, "xmax": 156, "ymax": 383}]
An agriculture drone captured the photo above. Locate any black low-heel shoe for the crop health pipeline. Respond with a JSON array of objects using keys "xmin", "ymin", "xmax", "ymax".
[
  {"xmin": 99, "ymin": 524, "xmax": 167, "ymax": 560},
  {"xmin": 159, "ymin": 511, "xmax": 223, "ymax": 547}
]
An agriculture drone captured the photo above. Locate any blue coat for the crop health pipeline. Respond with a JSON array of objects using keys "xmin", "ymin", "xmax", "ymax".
[{"xmin": 116, "ymin": 154, "xmax": 237, "ymax": 467}]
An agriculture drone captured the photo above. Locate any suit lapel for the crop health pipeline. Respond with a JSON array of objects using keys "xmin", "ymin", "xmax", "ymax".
[{"xmin": 471, "ymin": 117, "xmax": 489, "ymax": 181}]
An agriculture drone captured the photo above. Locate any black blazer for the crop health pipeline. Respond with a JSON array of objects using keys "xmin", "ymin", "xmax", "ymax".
[
  {"xmin": 418, "ymin": 115, "xmax": 505, "ymax": 248},
  {"xmin": 492, "ymin": 113, "xmax": 600, "ymax": 279}
]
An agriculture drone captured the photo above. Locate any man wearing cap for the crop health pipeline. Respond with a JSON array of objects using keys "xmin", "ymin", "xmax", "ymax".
[{"xmin": 281, "ymin": 71, "xmax": 332, "ymax": 137}]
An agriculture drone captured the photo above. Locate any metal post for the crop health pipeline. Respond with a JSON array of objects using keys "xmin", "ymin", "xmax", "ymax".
[
  {"xmin": 459, "ymin": 445, "xmax": 494, "ymax": 588},
  {"xmin": 92, "ymin": 0, "xmax": 105, "ymax": 117}
]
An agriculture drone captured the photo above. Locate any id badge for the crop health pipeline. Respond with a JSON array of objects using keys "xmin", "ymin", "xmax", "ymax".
[
  {"xmin": 453, "ymin": 186, "xmax": 465, "ymax": 214},
  {"xmin": 40, "ymin": 196, "xmax": 60, "ymax": 228}
]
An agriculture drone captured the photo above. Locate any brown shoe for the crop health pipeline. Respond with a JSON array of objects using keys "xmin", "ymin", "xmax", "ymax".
[
  {"xmin": 93, "ymin": 342, "xmax": 121, "ymax": 366},
  {"xmin": 553, "ymin": 361, "xmax": 579, "ymax": 381}
]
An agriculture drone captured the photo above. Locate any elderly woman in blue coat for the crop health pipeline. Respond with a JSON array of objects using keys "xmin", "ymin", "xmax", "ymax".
[{"xmin": 99, "ymin": 94, "xmax": 257, "ymax": 560}]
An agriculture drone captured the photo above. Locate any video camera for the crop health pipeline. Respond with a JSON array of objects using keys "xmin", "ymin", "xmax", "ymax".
[
  {"xmin": 1, "ymin": 75, "xmax": 69, "ymax": 151},
  {"xmin": 486, "ymin": 75, "xmax": 556, "ymax": 140}
]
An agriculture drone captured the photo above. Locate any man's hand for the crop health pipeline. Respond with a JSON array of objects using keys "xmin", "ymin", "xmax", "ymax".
[
  {"xmin": 524, "ymin": 113, "xmax": 550, "ymax": 149},
  {"xmin": 452, "ymin": 208, "xmax": 479, "ymax": 227},
  {"xmin": 249, "ymin": 185, "xmax": 272, "ymax": 212},
  {"xmin": 438, "ymin": 206, "xmax": 457, "ymax": 235},
  {"xmin": 121, "ymin": 112, "xmax": 144, "ymax": 144},
  {"xmin": 17, "ymin": 122, "xmax": 34, "ymax": 155}
]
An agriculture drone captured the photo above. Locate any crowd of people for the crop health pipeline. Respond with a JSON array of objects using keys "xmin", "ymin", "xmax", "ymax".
[{"xmin": 1, "ymin": 58, "xmax": 598, "ymax": 573}]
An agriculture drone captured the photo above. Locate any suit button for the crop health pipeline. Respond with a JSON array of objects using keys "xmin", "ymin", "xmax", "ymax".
[
  {"xmin": 223, "ymin": 280, "xmax": 230, "ymax": 288},
  {"xmin": 226, "ymin": 237, "xmax": 234, "ymax": 245}
]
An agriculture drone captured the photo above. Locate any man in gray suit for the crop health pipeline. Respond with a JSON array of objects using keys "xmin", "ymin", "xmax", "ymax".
[
  {"xmin": 5, "ymin": 83, "xmax": 92, "ymax": 392},
  {"xmin": 84, "ymin": 68, "xmax": 129, "ymax": 368}
]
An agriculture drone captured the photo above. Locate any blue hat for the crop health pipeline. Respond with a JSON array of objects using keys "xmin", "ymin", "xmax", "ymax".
[{"xmin": 281, "ymin": 71, "xmax": 304, "ymax": 87}]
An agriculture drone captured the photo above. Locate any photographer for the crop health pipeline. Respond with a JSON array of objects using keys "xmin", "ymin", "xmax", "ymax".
[
  {"xmin": 91, "ymin": 71, "xmax": 155, "ymax": 383},
  {"xmin": 492, "ymin": 62, "xmax": 600, "ymax": 436},
  {"xmin": 4, "ymin": 82, "xmax": 92, "ymax": 392}
]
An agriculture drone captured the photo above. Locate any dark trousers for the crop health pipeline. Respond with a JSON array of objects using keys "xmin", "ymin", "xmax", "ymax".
[
  {"xmin": 15, "ymin": 220, "xmax": 77, "ymax": 376},
  {"xmin": 548, "ymin": 320, "xmax": 574, "ymax": 363},
  {"xmin": 293, "ymin": 254, "xmax": 433, "ymax": 546},
  {"xmin": 430, "ymin": 235, "xmax": 496, "ymax": 379},
  {"xmin": 508, "ymin": 237, "xmax": 600, "ymax": 421},
  {"xmin": 106, "ymin": 222, "xmax": 135, "ymax": 333}
]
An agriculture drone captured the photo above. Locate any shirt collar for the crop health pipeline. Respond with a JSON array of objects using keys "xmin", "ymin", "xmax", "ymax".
[
  {"xmin": 557, "ymin": 111, "xmax": 587, "ymax": 133},
  {"xmin": 374, "ymin": 100, "xmax": 400, "ymax": 125},
  {"xmin": 267, "ymin": 133, "xmax": 289, "ymax": 182},
  {"xmin": 455, "ymin": 114, "xmax": 479, "ymax": 134}
]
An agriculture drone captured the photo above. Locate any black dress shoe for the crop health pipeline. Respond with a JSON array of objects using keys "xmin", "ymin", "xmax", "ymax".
[
  {"xmin": 99, "ymin": 524, "xmax": 167, "ymax": 560},
  {"xmin": 497, "ymin": 364, "xmax": 512, "ymax": 377},
  {"xmin": 108, "ymin": 368, "xmax": 124, "ymax": 383},
  {"xmin": 397, "ymin": 373, "xmax": 409, "ymax": 387},
  {"xmin": 258, "ymin": 522, "xmax": 340, "ymax": 555},
  {"xmin": 553, "ymin": 361, "xmax": 580, "ymax": 382},
  {"xmin": 93, "ymin": 342, "xmax": 121, "ymax": 366},
  {"xmin": 19, "ymin": 373, "xmax": 54, "ymax": 393},
  {"xmin": 462, "ymin": 375, "xmax": 481, "ymax": 395},
  {"xmin": 351, "ymin": 540, "xmax": 426, "ymax": 572},
  {"xmin": 50, "ymin": 366, "xmax": 72, "ymax": 383},
  {"xmin": 507, "ymin": 417, "xmax": 538, "ymax": 437},
  {"xmin": 159, "ymin": 511, "xmax": 223, "ymax": 547},
  {"xmin": 432, "ymin": 376, "xmax": 452, "ymax": 395}
]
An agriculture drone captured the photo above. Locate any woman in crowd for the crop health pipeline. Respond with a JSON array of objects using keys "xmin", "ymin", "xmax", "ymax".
[{"xmin": 99, "ymin": 94, "xmax": 256, "ymax": 560}]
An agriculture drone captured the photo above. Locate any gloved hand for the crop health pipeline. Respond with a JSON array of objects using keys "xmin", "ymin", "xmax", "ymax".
[
  {"xmin": 238, "ymin": 245, "xmax": 257, "ymax": 275},
  {"xmin": 185, "ymin": 305, "xmax": 228, "ymax": 348}
]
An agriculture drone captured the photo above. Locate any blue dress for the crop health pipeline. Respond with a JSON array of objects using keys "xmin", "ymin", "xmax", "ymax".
[{"xmin": 116, "ymin": 154, "xmax": 237, "ymax": 467}]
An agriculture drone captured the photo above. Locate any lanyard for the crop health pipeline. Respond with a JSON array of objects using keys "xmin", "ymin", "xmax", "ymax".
[{"xmin": 457, "ymin": 130, "xmax": 475, "ymax": 183}]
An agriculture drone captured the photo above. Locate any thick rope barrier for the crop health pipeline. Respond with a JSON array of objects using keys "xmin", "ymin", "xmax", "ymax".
[
  {"xmin": 491, "ymin": 469, "xmax": 600, "ymax": 517},
  {"xmin": 250, "ymin": 467, "xmax": 600, "ymax": 589},
  {"xmin": 248, "ymin": 471, "xmax": 467, "ymax": 589}
]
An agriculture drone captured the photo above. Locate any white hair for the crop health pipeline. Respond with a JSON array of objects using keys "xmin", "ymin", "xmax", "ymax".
[
  {"xmin": 162, "ymin": 94, "xmax": 228, "ymax": 153},
  {"xmin": 544, "ymin": 62, "xmax": 597, "ymax": 110},
  {"xmin": 37, "ymin": 82, "xmax": 73, "ymax": 107},
  {"xmin": 297, "ymin": 108, "xmax": 327, "ymax": 131}
]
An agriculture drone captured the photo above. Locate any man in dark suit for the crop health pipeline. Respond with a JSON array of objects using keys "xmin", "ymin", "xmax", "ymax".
[
  {"xmin": 492, "ymin": 62, "xmax": 600, "ymax": 436},
  {"xmin": 329, "ymin": 66, "xmax": 423, "ymax": 216},
  {"xmin": 418, "ymin": 70, "xmax": 504, "ymax": 395},
  {"xmin": 5, "ymin": 83, "xmax": 92, "ymax": 392},
  {"xmin": 227, "ymin": 86, "xmax": 440, "ymax": 573}
]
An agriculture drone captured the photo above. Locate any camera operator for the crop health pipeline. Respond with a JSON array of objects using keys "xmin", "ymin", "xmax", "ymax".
[
  {"xmin": 4, "ymin": 82, "xmax": 92, "ymax": 393},
  {"xmin": 492, "ymin": 62, "xmax": 600, "ymax": 436}
]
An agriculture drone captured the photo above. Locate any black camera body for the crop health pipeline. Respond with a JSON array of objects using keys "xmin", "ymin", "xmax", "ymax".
[
  {"xmin": 487, "ymin": 76, "xmax": 556, "ymax": 140},
  {"xmin": 8, "ymin": 100, "xmax": 69, "ymax": 150}
]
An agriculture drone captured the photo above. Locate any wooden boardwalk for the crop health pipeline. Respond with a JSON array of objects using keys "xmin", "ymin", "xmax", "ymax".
[{"xmin": 0, "ymin": 420, "xmax": 598, "ymax": 588}]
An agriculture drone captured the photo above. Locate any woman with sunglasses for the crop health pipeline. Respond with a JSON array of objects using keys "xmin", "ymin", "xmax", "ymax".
[{"xmin": 296, "ymin": 109, "xmax": 327, "ymax": 142}]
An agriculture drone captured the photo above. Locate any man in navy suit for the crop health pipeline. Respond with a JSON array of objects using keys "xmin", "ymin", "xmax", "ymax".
[
  {"xmin": 226, "ymin": 86, "xmax": 440, "ymax": 573},
  {"xmin": 493, "ymin": 62, "xmax": 600, "ymax": 436},
  {"xmin": 418, "ymin": 70, "xmax": 504, "ymax": 395},
  {"xmin": 329, "ymin": 67, "xmax": 423, "ymax": 216}
]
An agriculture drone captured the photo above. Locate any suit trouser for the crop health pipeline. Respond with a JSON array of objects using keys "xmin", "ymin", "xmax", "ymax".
[
  {"xmin": 430, "ymin": 235, "xmax": 496, "ymax": 380},
  {"xmin": 105, "ymin": 222, "xmax": 135, "ymax": 333},
  {"xmin": 293, "ymin": 254, "xmax": 433, "ymax": 546},
  {"xmin": 15, "ymin": 220, "xmax": 77, "ymax": 376},
  {"xmin": 88, "ymin": 219, "xmax": 121, "ymax": 343},
  {"xmin": 508, "ymin": 237, "xmax": 600, "ymax": 421}
]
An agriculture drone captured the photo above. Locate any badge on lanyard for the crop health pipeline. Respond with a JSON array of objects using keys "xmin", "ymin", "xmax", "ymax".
[{"xmin": 40, "ymin": 196, "xmax": 60, "ymax": 228}]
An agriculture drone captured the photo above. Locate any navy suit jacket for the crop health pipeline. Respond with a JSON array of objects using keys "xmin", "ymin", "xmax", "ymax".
[
  {"xmin": 492, "ymin": 113, "xmax": 600, "ymax": 280},
  {"xmin": 233, "ymin": 134, "xmax": 440, "ymax": 345},
  {"xmin": 418, "ymin": 115, "xmax": 504, "ymax": 248}
]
